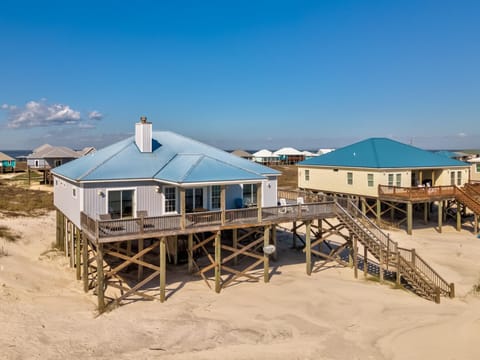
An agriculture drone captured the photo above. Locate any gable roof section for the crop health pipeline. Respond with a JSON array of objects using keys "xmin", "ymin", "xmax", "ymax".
[
  {"xmin": 27, "ymin": 144, "xmax": 80, "ymax": 159},
  {"xmin": 273, "ymin": 147, "xmax": 303, "ymax": 156},
  {"xmin": 299, "ymin": 138, "xmax": 469, "ymax": 169},
  {"xmin": 0, "ymin": 152, "xmax": 15, "ymax": 161},
  {"xmin": 52, "ymin": 131, "xmax": 279, "ymax": 184}
]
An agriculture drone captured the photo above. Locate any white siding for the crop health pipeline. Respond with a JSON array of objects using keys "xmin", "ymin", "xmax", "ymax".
[
  {"xmin": 53, "ymin": 176, "xmax": 82, "ymax": 227},
  {"xmin": 262, "ymin": 176, "xmax": 278, "ymax": 207}
]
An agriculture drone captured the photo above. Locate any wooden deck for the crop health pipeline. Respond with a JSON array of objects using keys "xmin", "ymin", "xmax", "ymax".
[
  {"xmin": 378, "ymin": 185, "xmax": 456, "ymax": 202},
  {"xmin": 80, "ymin": 201, "xmax": 337, "ymax": 243}
]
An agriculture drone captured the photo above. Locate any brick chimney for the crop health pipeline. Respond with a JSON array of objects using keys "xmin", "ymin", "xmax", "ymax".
[{"xmin": 135, "ymin": 116, "xmax": 152, "ymax": 152}]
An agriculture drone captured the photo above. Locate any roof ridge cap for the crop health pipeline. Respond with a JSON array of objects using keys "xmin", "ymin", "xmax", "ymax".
[{"xmin": 180, "ymin": 154, "xmax": 205, "ymax": 183}]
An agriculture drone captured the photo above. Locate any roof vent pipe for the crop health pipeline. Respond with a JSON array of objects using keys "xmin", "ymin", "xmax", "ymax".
[{"xmin": 135, "ymin": 116, "xmax": 152, "ymax": 153}]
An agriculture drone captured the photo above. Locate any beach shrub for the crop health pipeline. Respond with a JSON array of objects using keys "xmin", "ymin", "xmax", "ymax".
[{"xmin": 0, "ymin": 226, "xmax": 20, "ymax": 242}]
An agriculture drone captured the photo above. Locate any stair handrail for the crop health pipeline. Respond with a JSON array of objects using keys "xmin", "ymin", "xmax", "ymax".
[
  {"xmin": 334, "ymin": 199, "xmax": 397, "ymax": 254},
  {"xmin": 335, "ymin": 200, "xmax": 454, "ymax": 300},
  {"xmin": 398, "ymin": 246, "xmax": 453, "ymax": 297},
  {"xmin": 464, "ymin": 183, "xmax": 480, "ymax": 198},
  {"xmin": 455, "ymin": 186, "xmax": 480, "ymax": 213}
]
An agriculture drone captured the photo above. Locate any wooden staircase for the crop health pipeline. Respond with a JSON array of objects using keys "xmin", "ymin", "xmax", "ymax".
[
  {"xmin": 334, "ymin": 201, "xmax": 454, "ymax": 303},
  {"xmin": 456, "ymin": 184, "xmax": 480, "ymax": 215}
]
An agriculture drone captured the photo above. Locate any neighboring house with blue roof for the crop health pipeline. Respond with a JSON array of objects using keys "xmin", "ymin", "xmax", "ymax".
[
  {"xmin": 52, "ymin": 117, "xmax": 280, "ymax": 228},
  {"xmin": 298, "ymin": 137, "xmax": 470, "ymax": 198}
]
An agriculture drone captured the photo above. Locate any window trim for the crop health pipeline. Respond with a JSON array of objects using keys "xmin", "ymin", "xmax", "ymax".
[
  {"xmin": 211, "ymin": 185, "xmax": 221, "ymax": 210},
  {"xmin": 305, "ymin": 169, "xmax": 310, "ymax": 181},
  {"xmin": 163, "ymin": 186, "xmax": 177, "ymax": 214},
  {"xmin": 347, "ymin": 172, "xmax": 353, "ymax": 185},
  {"xmin": 367, "ymin": 173, "xmax": 374, "ymax": 187}
]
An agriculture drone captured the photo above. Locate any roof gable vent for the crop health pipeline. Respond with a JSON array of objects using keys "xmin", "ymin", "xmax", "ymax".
[{"xmin": 135, "ymin": 116, "xmax": 152, "ymax": 153}]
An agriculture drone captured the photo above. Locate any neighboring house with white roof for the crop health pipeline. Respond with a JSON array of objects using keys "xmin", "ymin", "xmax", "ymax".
[
  {"xmin": 273, "ymin": 147, "xmax": 305, "ymax": 165},
  {"xmin": 52, "ymin": 117, "xmax": 280, "ymax": 228},
  {"xmin": 252, "ymin": 149, "xmax": 279, "ymax": 165}
]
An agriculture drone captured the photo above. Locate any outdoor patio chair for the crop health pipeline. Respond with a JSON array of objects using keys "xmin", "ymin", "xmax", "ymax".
[
  {"xmin": 137, "ymin": 210, "xmax": 155, "ymax": 229},
  {"xmin": 99, "ymin": 213, "xmax": 125, "ymax": 232},
  {"xmin": 279, "ymin": 198, "xmax": 292, "ymax": 214},
  {"xmin": 297, "ymin": 197, "xmax": 309, "ymax": 212}
]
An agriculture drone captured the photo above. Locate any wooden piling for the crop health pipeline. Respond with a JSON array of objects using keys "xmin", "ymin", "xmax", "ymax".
[
  {"xmin": 305, "ymin": 221, "xmax": 311, "ymax": 275},
  {"xmin": 215, "ymin": 231, "xmax": 221, "ymax": 293},
  {"xmin": 75, "ymin": 227, "xmax": 81, "ymax": 280},
  {"xmin": 160, "ymin": 237, "xmax": 166, "ymax": 302},
  {"xmin": 97, "ymin": 243, "xmax": 105, "ymax": 312},
  {"xmin": 188, "ymin": 233, "xmax": 193, "ymax": 273},
  {"xmin": 264, "ymin": 225, "xmax": 270, "ymax": 282},
  {"xmin": 82, "ymin": 234, "xmax": 89, "ymax": 292}
]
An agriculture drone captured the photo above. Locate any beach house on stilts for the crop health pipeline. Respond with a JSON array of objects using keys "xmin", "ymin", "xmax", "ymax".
[
  {"xmin": 298, "ymin": 138, "xmax": 479, "ymax": 234},
  {"xmin": 52, "ymin": 122, "xmax": 457, "ymax": 311}
]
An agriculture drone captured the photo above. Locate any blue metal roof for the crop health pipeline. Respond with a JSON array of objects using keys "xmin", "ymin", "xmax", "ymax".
[
  {"xmin": 52, "ymin": 131, "xmax": 279, "ymax": 183},
  {"xmin": 299, "ymin": 138, "xmax": 469, "ymax": 169}
]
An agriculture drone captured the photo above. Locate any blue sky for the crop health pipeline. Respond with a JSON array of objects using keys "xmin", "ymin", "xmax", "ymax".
[{"xmin": 1, "ymin": 0, "xmax": 479, "ymax": 151}]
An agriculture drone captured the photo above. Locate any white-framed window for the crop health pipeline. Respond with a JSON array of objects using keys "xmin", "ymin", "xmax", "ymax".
[
  {"xmin": 108, "ymin": 189, "xmax": 134, "ymax": 219},
  {"xmin": 211, "ymin": 185, "xmax": 221, "ymax": 210},
  {"xmin": 476, "ymin": 164, "xmax": 480, "ymax": 173},
  {"xmin": 305, "ymin": 169, "xmax": 310, "ymax": 181},
  {"xmin": 450, "ymin": 171, "xmax": 456, "ymax": 185},
  {"xmin": 72, "ymin": 187, "xmax": 77, "ymax": 199},
  {"xmin": 457, "ymin": 171, "xmax": 462, "ymax": 185},
  {"xmin": 34, "ymin": 160, "xmax": 39, "ymax": 167},
  {"xmin": 164, "ymin": 187, "xmax": 177, "ymax": 213},
  {"xmin": 396, "ymin": 173, "xmax": 401, "ymax": 187},
  {"xmin": 243, "ymin": 184, "xmax": 257, "ymax": 206},
  {"xmin": 388, "ymin": 174, "xmax": 394, "ymax": 186},
  {"xmin": 347, "ymin": 172, "xmax": 353, "ymax": 185},
  {"xmin": 367, "ymin": 173, "xmax": 374, "ymax": 187},
  {"xmin": 54, "ymin": 159, "xmax": 62, "ymax": 167}
]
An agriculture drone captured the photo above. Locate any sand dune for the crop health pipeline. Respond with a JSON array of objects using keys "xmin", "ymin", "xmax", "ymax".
[{"xmin": 1, "ymin": 211, "xmax": 479, "ymax": 359}]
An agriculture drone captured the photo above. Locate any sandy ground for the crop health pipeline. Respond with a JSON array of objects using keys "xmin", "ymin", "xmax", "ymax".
[{"xmin": 1, "ymin": 211, "xmax": 480, "ymax": 360}]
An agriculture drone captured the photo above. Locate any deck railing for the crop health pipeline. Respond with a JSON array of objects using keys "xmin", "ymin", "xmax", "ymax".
[
  {"xmin": 378, "ymin": 185, "xmax": 456, "ymax": 200},
  {"xmin": 398, "ymin": 246, "xmax": 453, "ymax": 296},
  {"xmin": 80, "ymin": 201, "xmax": 336, "ymax": 240}
]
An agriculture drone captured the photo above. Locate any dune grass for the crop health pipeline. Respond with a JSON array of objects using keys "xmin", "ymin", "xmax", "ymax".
[{"xmin": 0, "ymin": 179, "xmax": 54, "ymax": 216}]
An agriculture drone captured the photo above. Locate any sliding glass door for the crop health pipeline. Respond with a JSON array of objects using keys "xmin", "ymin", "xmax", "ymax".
[{"xmin": 108, "ymin": 189, "xmax": 134, "ymax": 219}]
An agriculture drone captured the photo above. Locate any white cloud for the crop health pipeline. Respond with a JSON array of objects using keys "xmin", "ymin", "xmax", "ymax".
[
  {"xmin": 1, "ymin": 99, "xmax": 105, "ymax": 129},
  {"xmin": 88, "ymin": 110, "xmax": 103, "ymax": 121}
]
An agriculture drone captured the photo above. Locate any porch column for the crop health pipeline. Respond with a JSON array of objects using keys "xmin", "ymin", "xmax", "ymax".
[
  {"xmin": 257, "ymin": 182, "xmax": 262, "ymax": 223},
  {"xmin": 75, "ymin": 227, "xmax": 81, "ymax": 280},
  {"xmin": 180, "ymin": 188, "xmax": 186, "ymax": 230},
  {"xmin": 188, "ymin": 233, "xmax": 194, "ymax": 273},
  {"xmin": 220, "ymin": 185, "xmax": 226, "ymax": 225}
]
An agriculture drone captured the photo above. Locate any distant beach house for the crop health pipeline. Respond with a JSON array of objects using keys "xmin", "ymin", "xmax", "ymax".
[
  {"xmin": 252, "ymin": 149, "xmax": 279, "ymax": 165},
  {"xmin": 52, "ymin": 117, "xmax": 280, "ymax": 228},
  {"xmin": 298, "ymin": 138, "xmax": 474, "ymax": 234},
  {"xmin": 0, "ymin": 152, "xmax": 16, "ymax": 173},
  {"xmin": 273, "ymin": 147, "xmax": 305, "ymax": 165},
  {"xmin": 231, "ymin": 149, "xmax": 253, "ymax": 161},
  {"xmin": 27, "ymin": 144, "xmax": 82, "ymax": 170}
]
